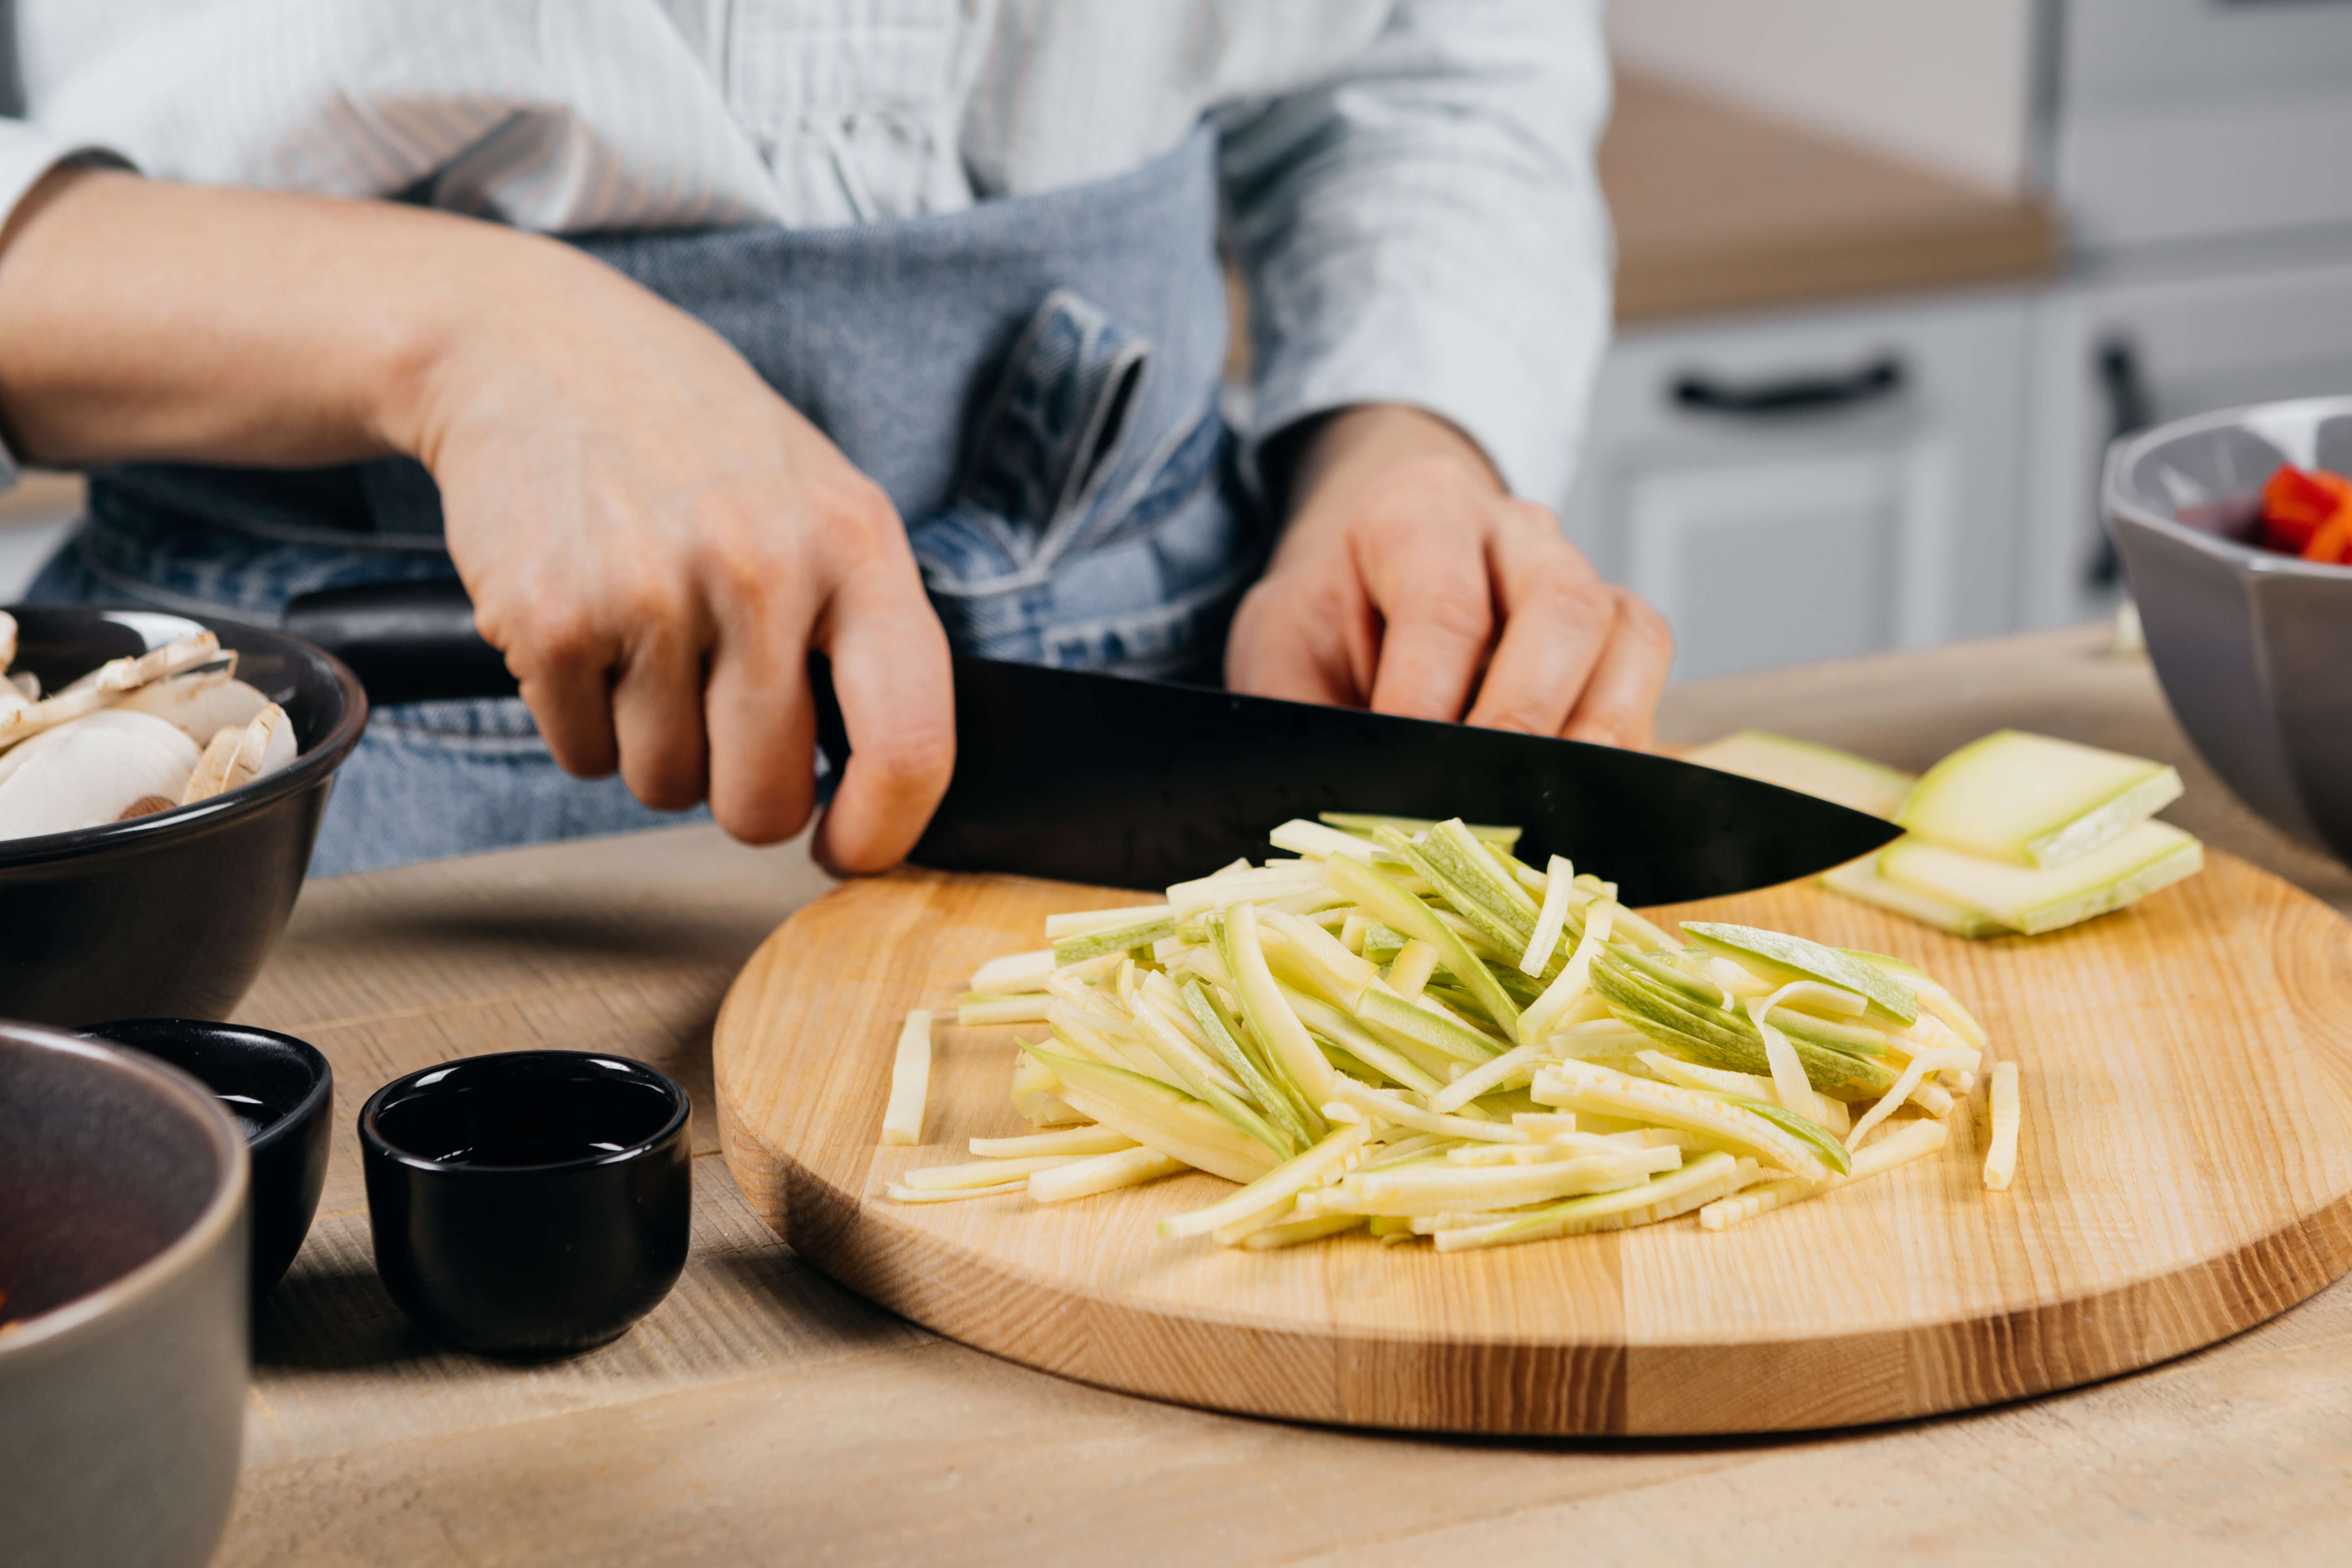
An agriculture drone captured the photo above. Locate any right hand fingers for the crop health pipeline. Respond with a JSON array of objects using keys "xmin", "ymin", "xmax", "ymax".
[
  {"xmin": 1364, "ymin": 521, "xmax": 1495, "ymax": 722},
  {"xmin": 610, "ymin": 593, "xmax": 712, "ymax": 812},
  {"xmin": 486, "ymin": 597, "xmax": 619, "ymax": 779},
  {"xmin": 806, "ymin": 532, "xmax": 955, "ymax": 874},
  {"xmin": 1224, "ymin": 570, "xmax": 1374, "ymax": 708}
]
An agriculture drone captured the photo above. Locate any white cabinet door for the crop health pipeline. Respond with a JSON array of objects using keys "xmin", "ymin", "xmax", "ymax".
[
  {"xmin": 2019, "ymin": 247, "xmax": 2352, "ymax": 630},
  {"xmin": 1562, "ymin": 295, "xmax": 2029, "ymax": 682}
]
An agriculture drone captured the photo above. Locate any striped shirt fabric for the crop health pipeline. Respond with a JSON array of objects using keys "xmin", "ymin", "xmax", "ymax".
[{"xmin": 0, "ymin": 0, "xmax": 1611, "ymax": 501}]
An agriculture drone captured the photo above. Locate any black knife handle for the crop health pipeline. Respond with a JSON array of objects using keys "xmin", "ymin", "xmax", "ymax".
[
  {"xmin": 281, "ymin": 579, "xmax": 518, "ymax": 707},
  {"xmin": 285, "ymin": 578, "xmax": 855, "ymax": 802}
]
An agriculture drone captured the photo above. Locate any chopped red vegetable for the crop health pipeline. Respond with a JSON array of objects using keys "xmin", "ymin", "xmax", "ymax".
[{"xmin": 2259, "ymin": 463, "xmax": 2352, "ymax": 564}]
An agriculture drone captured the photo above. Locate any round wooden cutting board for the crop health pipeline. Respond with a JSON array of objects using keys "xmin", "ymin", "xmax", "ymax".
[{"xmin": 711, "ymin": 851, "xmax": 2352, "ymax": 1435}]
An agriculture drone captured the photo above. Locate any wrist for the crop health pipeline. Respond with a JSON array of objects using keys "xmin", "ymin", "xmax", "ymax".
[
  {"xmin": 1280, "ymin": 403, "xmax": 1502, "ymax": 525},
  {"xmin": 364, "ymin": 221, "xmax": 593, "ymax": 467}
]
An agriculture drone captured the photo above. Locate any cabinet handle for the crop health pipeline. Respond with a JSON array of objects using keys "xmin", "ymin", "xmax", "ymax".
[
  {"xmin": 2086, "ymin": 337, "xmax": 2154, "ymax": 589},
  {"xmin": 1672, "ymin": 355, "xmax": 1904, "ymax": 417}
]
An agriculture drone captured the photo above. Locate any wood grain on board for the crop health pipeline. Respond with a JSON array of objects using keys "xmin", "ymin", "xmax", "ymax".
[
  {"xmin": 206, "ymin": 628, "xmax": 2352, "ymax": 1567},
  {"xmin": 712, "ymin": 849, "xmax": 2352, "ymax": 1436}
]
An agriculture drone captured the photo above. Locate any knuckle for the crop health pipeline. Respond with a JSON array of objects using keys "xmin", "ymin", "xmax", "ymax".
[
  {"xmin": 823, "ymin": 473, "xmax": 903, "ymax": 545},
  {"xmin": 513, "ymin": 603, "xmax": 602, "ymax": 669}
]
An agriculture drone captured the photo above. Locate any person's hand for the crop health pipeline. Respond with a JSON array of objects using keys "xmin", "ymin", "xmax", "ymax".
[
  {"xmin": 1226, "ymin": 405, "xmax": 1673, "ymax": 749},
  {"xmin": 0, "ymin": 170, "xmax": 955, "ymax": 870},
  {"xmin": 402, "ymin": 238, "xmax": 955, "ymax": 871}
]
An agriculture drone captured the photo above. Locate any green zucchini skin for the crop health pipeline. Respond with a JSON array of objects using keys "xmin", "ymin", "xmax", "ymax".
[{"xmin": 1590, "ymin": 955, "xmax": 1896, "ymax": 1101}]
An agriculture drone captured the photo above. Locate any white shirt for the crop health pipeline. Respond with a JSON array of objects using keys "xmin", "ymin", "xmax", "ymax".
[{"xmin": 0, "ymin": 0, "xmax": 1611, "ymax": 502}]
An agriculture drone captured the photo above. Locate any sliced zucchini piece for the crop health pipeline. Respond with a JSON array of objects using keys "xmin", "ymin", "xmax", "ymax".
[
  {"xmin": 1878, "ymin": 819, "xmax": 2203, "ymax": 936},
  {"xmin": 1895, "ymin": 729, "xmax": 2183, "ymax": 869},
  {"xmin": 1843, "ymin": 949, "xmax": 1990, "ymax": 1050},
  {"xmin": 1681, "ymin": 730, "xmax": 1916, "ymax": 819},
  {"xmin": 1325, "ymin": 853, "xmax": 1520, "ymax": 1044},
  {"xmin": 1725, "ymin": 1097, "xmax": 1852, "ymax": 1177},
  {"xmin": 1027, "ymin": 1048, "xmax": 1278, "ymax": 1185},
  {"xmin": 1589, "ymin": 954, "xmax": 1896, "ymax": 1100},
  {"xmin": 1319, "ymin": 811, "xmax": 1520, "ymax": 849},
  {"xmin": 1820, "ymin": 850, "xmax": 2017, "ymax": 940},
  {"xmin": 1680, "ymin": 921, "xmax": 1917, "ymax": 1026}
]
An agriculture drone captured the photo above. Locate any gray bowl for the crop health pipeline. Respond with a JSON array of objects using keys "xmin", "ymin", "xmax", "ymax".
[
  {"xmin": 2105, "ymin": 396, "xmax": 2352, "ymax": 866},
  {"xmin": 0, "ymin": 1023, "xmax": 250, "ymax": 1568}
]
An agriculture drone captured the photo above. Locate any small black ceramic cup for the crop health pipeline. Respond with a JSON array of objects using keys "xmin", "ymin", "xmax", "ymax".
[
  {"xmin": 81, "ymin": 1018, "xmax": 334, "ymax": 1299},
  {"xmin": 358, "ymin": 1051, "xmax": 691, "ymax": 1358}
]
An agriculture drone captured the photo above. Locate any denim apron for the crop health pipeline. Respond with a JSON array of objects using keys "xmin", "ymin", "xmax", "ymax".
[{"xmin": 30, "ymin": 127, "xmax": 1257, "ymax": 876}]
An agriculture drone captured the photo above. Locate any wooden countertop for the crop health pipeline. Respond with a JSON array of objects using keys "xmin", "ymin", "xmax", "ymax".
[
  {"xmin": 1603, "ymin": 73, "xmax": 2065, "ymax": 325},
  {"xmin": 219, "ymin": 627, "xmax": 2352, "ymax": 1567}
]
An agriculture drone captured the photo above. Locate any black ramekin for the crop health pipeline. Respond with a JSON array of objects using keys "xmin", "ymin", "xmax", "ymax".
[{"xmin": 358, "ymin": 1050, "xmax": 691, "ymax": 1358}]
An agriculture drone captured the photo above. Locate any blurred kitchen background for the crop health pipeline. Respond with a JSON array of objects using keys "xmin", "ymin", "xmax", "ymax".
[
  {"xmin": 1580, "ymin": 0, "xmax": 2352, "ymax": 679},
  {"xmin": 7, "ymin": 0, "xmax": 2351, "ymax": 686}
]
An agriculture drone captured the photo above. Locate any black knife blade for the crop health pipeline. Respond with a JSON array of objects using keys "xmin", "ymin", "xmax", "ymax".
[
  {"xmin": 275, "ymin": 581, "xmax": 1897, "ymax": 903},
  {"xmin": 818, "ymin": 654, "xmax": 1900, "ymax": 905}
]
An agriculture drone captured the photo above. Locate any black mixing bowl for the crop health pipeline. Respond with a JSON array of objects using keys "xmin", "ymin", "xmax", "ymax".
[{"xmin": 0, "ymin": 604, "xmax": 368, "ymax": 1025}]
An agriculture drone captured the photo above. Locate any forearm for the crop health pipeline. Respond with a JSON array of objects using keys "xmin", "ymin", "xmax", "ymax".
[{"xmin": 0, "ymin": 167, "xmax": 587, "ymax": 470}]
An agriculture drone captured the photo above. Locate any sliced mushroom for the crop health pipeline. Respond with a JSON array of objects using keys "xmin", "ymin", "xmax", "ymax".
[
  {"xmin": 0, "ymin": 709, "xmax": 203, "ymax": 789},
  {"xmin": 182, "ymin": 702, "xmax": 297, "ymax": 807},
  {"xmin": 57, "ymin": 630, "xmax": 222, "ymax": 701},
  {"xmin": 8, "ymin": 671, "xmax": 37, "ymax": 702},
  {"xmin": 114, "ymin": 658, "xmax": 265, "ymax": 747},
  {"xmin": 0, "ymin": 682, "xmax": 110, "ymax": 750},
  {"xmin": 0, "ymin": 609, "xmax": 14, "ymax": 669},
  {"xmin": 180, "ymin": 726, "xmax": 244, "ymax": 806},
  {"xmin": 0, "ymin": 727, "xmax": 197, "ymax": 840},
  {"xmin": 234, "ymin": 703, "xmax": 296, "ymax": 782},
  {"xmin": 95, "ymin": 630, "xmax": 221, "ymax": 695}
]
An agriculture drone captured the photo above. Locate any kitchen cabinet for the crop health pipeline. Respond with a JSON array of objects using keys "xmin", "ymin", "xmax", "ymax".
[
  {"xmin": 1561, "ymin": 294, "xmax": 2031, "ymax": 682},
  {"xmin": 2018, "ymin": 245, "xmax": 2352, "ymax": 629}
]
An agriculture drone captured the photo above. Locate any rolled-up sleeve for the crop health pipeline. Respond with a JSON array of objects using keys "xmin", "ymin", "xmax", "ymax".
[
  {"xmin": 0, "ymin": 122, "xmax": 132, "ymax": 488},
  {"xmin": 1217, "ymin": 0, "xmax": 1612, "ymax": 506}
]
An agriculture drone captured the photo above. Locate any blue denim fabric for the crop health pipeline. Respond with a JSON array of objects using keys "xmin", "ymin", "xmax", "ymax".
[{"xmin": 27, "ymin": 126, "xmax": 1254, "ymax": 875}]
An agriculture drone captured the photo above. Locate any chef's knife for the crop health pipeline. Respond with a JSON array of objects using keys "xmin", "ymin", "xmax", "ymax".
[
  {"xmin": 819, "ymin": 654, "xmax": 1898, "ymax": 905},
  {"xmin": 282, "ymin": 579, "xmax": 1900, "ymax": 904}
]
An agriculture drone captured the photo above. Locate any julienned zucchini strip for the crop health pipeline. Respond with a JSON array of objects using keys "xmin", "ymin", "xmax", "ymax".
[{"xmin": 891, "ymin": 812, "xmax": 1999, "ymax": 1252}]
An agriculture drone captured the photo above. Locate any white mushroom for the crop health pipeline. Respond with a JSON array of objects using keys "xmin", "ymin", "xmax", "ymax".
[
  {"xmin": 0, "ymin": 726, "xmax": 196, "ymax": 839},
  {"xmin": 115, "ymin": 657, "xmax": 267, "ymax": 748},
  {"xmin": 0, "ymin": 708, "xmax": 202, "ymax": 789},
  {"xmin": 0, "ymin": 609, "xmax": 15, "ymax": 668},
  {"xmin": 182, "ymin": 702, "xmax": 295, "ymax": 806},
  {"xmin": 0, "ymin": 637, "xmax": 245, "ymax": 752},
  {"xmin": 180, "ymin": 726, "xmax": 243, "ymax": 805},
  {"xmin": 98, "ymin": 630, "xmax": 222, "ymax": 694},
  {"xmin": 56, "ymin": 630, "xmax": 221, "ymax": 700},
  {"xmin": 8, "ymin": 671, "xmax": 37, "ymax": 701},
  {"xmin": 0, "ymin": 682, "xmax": 109, "ymax": 749},
  {"xmin": 235, "ymin": 702, "xmax": 297, "ymax": 782}
]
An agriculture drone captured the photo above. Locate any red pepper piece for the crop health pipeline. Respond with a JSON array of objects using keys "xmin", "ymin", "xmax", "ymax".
[
  {"xmin": 2305, "ymin": 507, "xmax": 2352, "ymax": 565},
  {"xmin": 2261, "ymin": 463, "xmax": 2352, "ymax": 553}
]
